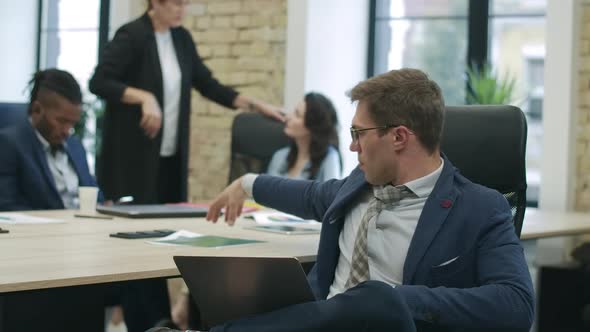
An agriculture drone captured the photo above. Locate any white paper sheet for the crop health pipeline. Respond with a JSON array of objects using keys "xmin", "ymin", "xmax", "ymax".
[
  {"xmin": 249, "ymin": 211, "xmax": 321, "ymax": 228},
  {"xmin": 147, "ymin": 230, "xmax": 203, "ymax": 246},
  {"xmin": 0, "ymin": 213, "xmax": 65, "ymax": 224}
]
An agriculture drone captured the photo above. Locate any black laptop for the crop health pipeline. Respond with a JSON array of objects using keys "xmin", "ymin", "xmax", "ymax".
[
  {"xmin": 173, "ymin": 256, "xmax": 316, "ymax": 327},
  {"xmin": 96, "ymin": 204, "xmax": 207, "ymax": 218}
]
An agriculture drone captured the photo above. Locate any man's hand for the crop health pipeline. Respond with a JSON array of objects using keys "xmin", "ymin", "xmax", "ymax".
[{"xmin": 206, "ymin": 177, "xmax": 248, "ymax": 226}]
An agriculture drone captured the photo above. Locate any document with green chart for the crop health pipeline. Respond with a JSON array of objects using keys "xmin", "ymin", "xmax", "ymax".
[{"xmin": 148, "ymin": 230, "xmax": 264, "ymax": 248}]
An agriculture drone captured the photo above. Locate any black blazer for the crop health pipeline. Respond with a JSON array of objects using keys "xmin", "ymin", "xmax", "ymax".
[{"xmin": 89, "ymin": 14, "xmax": 238, "ymax": 203}]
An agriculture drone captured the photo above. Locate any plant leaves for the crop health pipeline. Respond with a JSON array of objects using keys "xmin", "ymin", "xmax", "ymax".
[{"xmin": 466, "ymin": 63, "xmax": 518, "ymax": 105}]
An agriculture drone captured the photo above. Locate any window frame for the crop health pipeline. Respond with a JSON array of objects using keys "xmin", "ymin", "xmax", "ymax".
[{"xmin": 368, "ymin": 0, "xmax": 489, "ymax": 77}]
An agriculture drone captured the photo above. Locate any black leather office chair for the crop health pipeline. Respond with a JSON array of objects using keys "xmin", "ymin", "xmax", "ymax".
[
  {"xmin": 0, "ymin": 103, "xmax": 27, "ymax": 129},
  {"xmin": 441, "ymin": 105, "xmax": 527, "ymax": 237},
  {"xmin": 229, "ymin": 112, "xmax": 290, "ymax": 182}
]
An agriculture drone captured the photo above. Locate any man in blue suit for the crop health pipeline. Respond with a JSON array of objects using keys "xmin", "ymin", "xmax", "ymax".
[
  {"xmin": 0, "ymin": 68, "xmax": 100, "ymax": 211},
  {"xmin": 200, "ymin": 69, "xmax": 534, "ymax": 332}
]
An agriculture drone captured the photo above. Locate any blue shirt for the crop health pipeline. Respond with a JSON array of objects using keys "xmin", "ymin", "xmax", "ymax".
[{"xmin": 266, "ymin": 145, "xmax": 341, "ymax": 181}]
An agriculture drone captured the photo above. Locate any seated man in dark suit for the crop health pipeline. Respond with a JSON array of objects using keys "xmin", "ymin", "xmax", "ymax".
[
  {"xmin": 192, "ymin": 69, "xmax": 535, "ymax": 332},
  {"xmin": 0, "ymin": 68, "xmax": 100, "ymax": 211}
]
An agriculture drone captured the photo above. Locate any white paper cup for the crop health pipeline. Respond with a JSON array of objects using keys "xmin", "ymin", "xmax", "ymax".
[{"xmin": 78, "ymin": 186, "xmax": 99, "ymax": 213}]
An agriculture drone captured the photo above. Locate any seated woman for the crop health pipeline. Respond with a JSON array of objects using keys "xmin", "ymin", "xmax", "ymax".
[{"xmin": 267, "ymin": 92, "xmax": 341, "ymax": 181}]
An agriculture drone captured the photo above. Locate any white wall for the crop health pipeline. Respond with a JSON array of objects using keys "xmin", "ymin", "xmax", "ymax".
[
  {"xmin": 539, "ymin": 0, "xmax": 580, "ymax": 212},
  {"xmin": 284, "ymin": 1, "xmax": 308, "ymax": 112},
  {"xmin": 534, "ymin": 0, "xmax": 581, "ymax": 265},
  {"xmin": 109, "ymin": 0, "xmax": 145, "ymax": 37},
  {"xmin": 0, "ymin": 0, "xmax": 38, "ymax": 102},
  {"xmin": 285, "ymin": 0, "xmax": 369, "ymax": 175}
]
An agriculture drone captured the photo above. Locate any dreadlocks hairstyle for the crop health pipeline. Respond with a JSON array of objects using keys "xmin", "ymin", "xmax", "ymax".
[
  {"xmin": 286, "ymin": 92, "xmax": 340, "ymax": 179},
  {"xmin": 28, "ymin": 69, "xmax": 82, "ymax": 114}
]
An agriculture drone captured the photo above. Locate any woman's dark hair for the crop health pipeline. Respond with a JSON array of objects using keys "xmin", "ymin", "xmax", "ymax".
[
  {"xmin": 286, "ymin": 92, "xmax": 340, "ymax": 179},
  {"xmin": 28, "ymin": 68, "xmax": 82, "ymax": 114},
  {"xmin": 147, "ymin": 0, "xmax": 164, "ymax": 10}
]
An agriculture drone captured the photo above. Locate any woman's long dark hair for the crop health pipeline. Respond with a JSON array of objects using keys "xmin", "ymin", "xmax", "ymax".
[{"xmin": 286, "ymin": 92, "xmax": 340, "ymax": 179}]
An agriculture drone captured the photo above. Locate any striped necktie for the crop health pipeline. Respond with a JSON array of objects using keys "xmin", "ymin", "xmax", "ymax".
[{"xmin": 345, "ymin": 184, "xmax": 416, "ymax": 288}]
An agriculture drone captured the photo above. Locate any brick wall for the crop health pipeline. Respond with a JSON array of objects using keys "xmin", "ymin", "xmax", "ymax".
[
  {"xmin": 578, "ymin": 3, "xmax": 590, "ymax": 211},
  {"xmin": 182, "ymin": 0, "xmax": 287, "ymax": 201}
]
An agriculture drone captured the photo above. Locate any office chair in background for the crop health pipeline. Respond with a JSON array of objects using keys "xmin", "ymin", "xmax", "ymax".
[
  {"xmin": 229, "ymin": 112, "xmax": 290, "ymax": 182},
  {"xmin": 441, "ymin": 105, "xmax": 528, "ymax": 237},
  {"xmin": 0, "ymin": 103, "xmax": 27, "ymax": 129}
]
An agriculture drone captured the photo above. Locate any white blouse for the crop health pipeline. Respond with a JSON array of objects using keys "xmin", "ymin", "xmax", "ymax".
[{"xmin": 155, "ymin": 29, "xmax": 182, "ymax": 157}]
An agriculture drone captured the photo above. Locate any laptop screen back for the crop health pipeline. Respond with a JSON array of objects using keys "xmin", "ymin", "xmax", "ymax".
[
  {"xmin": 173, "ymin": 256, "xmax": 315, "ymax": 327},
  {"xmin": 96, "ymin": 204, "xmax": 207, "ymax": 218}
]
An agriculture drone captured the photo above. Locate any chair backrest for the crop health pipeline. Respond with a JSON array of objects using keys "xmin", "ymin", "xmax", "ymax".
[
  {"xmin": 229, "ymin": 112, "xmax": 290, "ymax": 182},
  {"xmin": 441, "ymin": 105, "xmax": 527, "ymax": 237},
  {"xmin": 0, "ymin": 103, "xmax": 27, "ymax": 129}
]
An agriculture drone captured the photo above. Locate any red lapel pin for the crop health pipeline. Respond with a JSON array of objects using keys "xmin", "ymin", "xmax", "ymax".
[{"xmin": 440, "ymin": 199, "xmax": 453, "ymax": 208}]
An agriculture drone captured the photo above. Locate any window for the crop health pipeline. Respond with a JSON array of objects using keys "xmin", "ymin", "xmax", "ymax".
[
  {"xmin": 371, "ymin": 0, "xmax": 469, "ymax": 105},
  {"xmin": 370, "ymin": 0, "xmax": 546, "ymax": 205}
]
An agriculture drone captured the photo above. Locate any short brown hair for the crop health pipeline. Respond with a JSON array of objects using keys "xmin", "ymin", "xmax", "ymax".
[{"xmin": 348, "ymin": 68, "xmax": 445, "ymax": 154}]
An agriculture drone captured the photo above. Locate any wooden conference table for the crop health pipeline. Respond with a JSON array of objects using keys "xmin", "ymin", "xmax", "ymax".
[
  {"xmin": 3, "ymin": 207, "xmax": 587, "ymax": 293},
  {"xmin": 0, "ymin": 207, "xmax": 588, "ymax": 330},
  {"xmin": 0, "ymin": 209, "xmax": 320, "ymax": 331},
  {"xmin": 520, "ymin": 207, "xmax": 590, "ymax": 240}
]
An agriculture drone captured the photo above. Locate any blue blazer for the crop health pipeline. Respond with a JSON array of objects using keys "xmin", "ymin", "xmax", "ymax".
[
  {"xmin": 0, "ymin": 119, "xmax": 101, "ymax": 211},
  {"xmin": 252, "ymin": 156, "xmax": 534, "ymax": 331}
]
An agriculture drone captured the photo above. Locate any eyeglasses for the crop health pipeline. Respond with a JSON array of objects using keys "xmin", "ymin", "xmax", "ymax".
[{"xmin": 350, "ymin": 124, "xmax": 399, "ymax": 143}]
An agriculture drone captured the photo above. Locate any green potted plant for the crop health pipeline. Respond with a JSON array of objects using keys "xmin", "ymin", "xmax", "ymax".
[
  {"xmin": 73, "ymin": 97, "xmax": 105, "ymax": 158},
  {"xmin": 73, "ymin": 106, "xmax": 88, "ymax": 139},
  {"xmin": 466, "ymin": 63, "xmax": 518, "ymax": 105}
]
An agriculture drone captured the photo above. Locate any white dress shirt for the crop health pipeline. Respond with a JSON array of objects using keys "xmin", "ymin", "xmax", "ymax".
[
  {"xmin": 34, "ymin": 130, "xmax": 79, "ymax": 209},
  {"xmin": 328, "ymin": 159, "xmax": 443, "ymax": 297},
  {"xmin": 155, "ymin": 29, "xmax": 182, "ymax": 157}
]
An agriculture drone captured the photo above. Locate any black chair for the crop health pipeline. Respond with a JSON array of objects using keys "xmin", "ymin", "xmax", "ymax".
[
  {"xmin": 441, "ymin": 105, "xmax": 527, "ymax": 237},
  {"xmin": 0, "ymin": 103, "xmax": 27, "ymax": 129},
  {"xmin": 229, "ymin": 112, "xmax": 290, "ymax": 182},
  {"xmin": 536, "ymin": 262, "xmax": 590, "ymax": 332}
]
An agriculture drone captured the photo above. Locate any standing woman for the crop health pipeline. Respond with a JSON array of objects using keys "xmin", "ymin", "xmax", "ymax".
[
  {"xmin": 89, "ymin": 0, "xmax": 282, "ymax": 205},
  {"xmin": 89, "ymin": 1, "xmax": 281, "ymax": 331}
]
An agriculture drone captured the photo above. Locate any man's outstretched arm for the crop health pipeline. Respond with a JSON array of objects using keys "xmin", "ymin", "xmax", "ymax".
[{"xmin": 206, "ymin": 174, "xmax": 346, "ymax": 226}]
